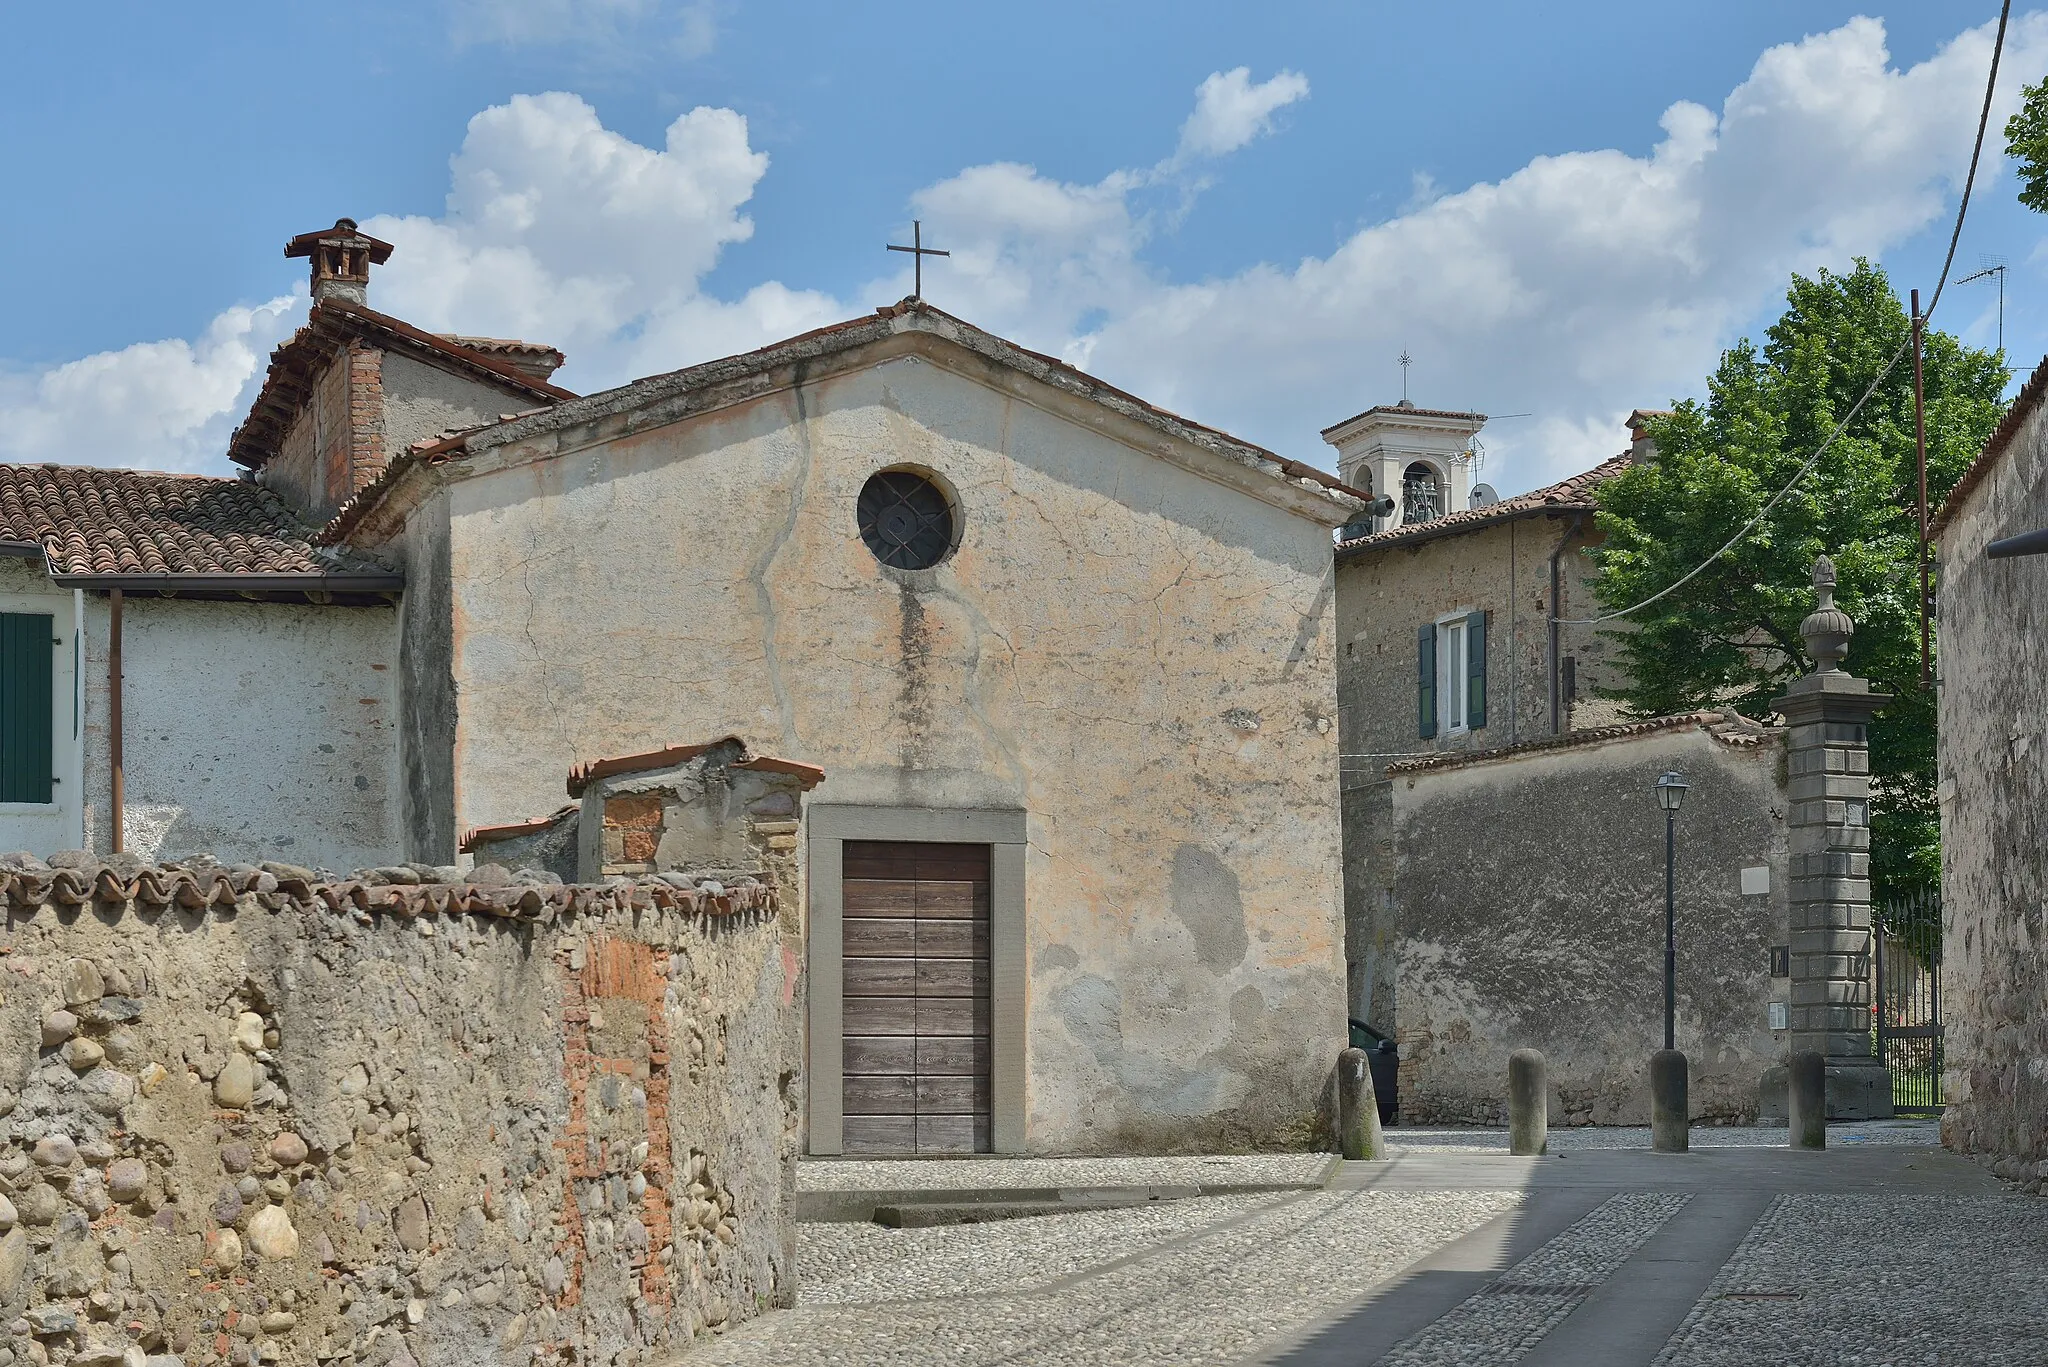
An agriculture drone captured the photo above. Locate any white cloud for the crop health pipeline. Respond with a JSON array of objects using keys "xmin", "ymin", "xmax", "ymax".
[
  {"xmin": 0, "ymin": 296, "xmax": 301, "ymax": 474},
  {"xmin": 895, "ymin": 16, "xmax": 2048, "ymax": 493},
  {"xmin": 3, "ymin": 19, "xmax": 2039, "ymax": 493},
  {"xmin": 1175, "ymin": 67, "xmax": 1310, "ymax": 162},
  {"xmin": 449, "ymin": 0, "xmax": 717, "ymax": 58},
  {"xmin": 365, "ymin": 92, "xmax": 841, "ymax": 388}
]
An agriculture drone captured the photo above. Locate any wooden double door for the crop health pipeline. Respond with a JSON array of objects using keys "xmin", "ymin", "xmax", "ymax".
[{"xmin": 841, "ymin": 840, "xmax": 992, "ymax": 1153}]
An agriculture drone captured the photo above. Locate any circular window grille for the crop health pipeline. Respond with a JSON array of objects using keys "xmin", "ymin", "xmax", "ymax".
[{"xmin": 857, "ymin": 470, "xmax": 956, "ymax": 570}]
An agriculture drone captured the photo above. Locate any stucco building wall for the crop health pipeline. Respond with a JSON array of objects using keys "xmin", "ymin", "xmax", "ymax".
[
  {"xmin": 77, "ymin": 596, "xmax": 402, "ymax": 871},
  {"xmin": 1933, "ymin": 380, "xmax": 2048, "ymax": 1176},
  {"xmin": 1334, "ymin": 514, "xmax": 1621, "ymax": 1026},
  {"xmin": 388, "ymin": 347, "xmax": 1349, "ymax": 1153},
  {"xmin": 1387, "ymin": 720, "xmax": 1789, "ymax": 1124}
]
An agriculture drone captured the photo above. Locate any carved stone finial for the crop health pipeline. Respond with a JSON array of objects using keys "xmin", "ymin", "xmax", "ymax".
[{"xmin": 1800, "ymin": 554, "xmax": 1854, "ymax": 672}]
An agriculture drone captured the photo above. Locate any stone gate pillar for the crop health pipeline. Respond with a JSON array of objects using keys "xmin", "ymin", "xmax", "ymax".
[{"xmin": 1772, "ymin": 556, "xmax": 1894, "ymax": 1118}]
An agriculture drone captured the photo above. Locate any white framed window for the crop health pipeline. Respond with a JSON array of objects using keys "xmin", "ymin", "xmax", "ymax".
[{"xmin": 1439, "ymin": 616, "xmax": 1468, "ymax": 733}]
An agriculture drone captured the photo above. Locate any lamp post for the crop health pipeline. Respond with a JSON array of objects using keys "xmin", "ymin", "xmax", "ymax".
[
  {"xmin": 1651, "ymin": 769, "xmax": 1690, "ymax": 1152},
  {"xmin": 1655, "ymin": 770, "xmax": 1689, "ymax": 1050}
]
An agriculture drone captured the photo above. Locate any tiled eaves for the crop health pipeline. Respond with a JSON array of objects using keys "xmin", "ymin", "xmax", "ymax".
[
  {"xmin": 1385, "ymin": 709, "xmax": 1780, "ymax": 779},
  {"xmin": 316, "ymin": 299, "xmax": 1367, "ymax": 548},
  {"xmin": 1930, "ymin": 350, "xmax": 2048, "ymax": 539},
  {"xmin": 0, "ymin": 462, "xmax": 399, "ymax": 586},
  {"xmin": 566, "ymin": 736, "xmax": 826, "ymax": 799},
  {"xmin": 1337, "ymin": 452, "xmax": 1633, "ymax": 556}
]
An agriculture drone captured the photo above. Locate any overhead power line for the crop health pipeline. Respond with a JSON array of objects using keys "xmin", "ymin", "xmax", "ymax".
[{"xmin": 1556, "ymin": 0, "xmax": 2013, "ymax": 629}]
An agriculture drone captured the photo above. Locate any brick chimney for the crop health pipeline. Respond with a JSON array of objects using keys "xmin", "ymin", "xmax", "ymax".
[
  {"xmin": 1626, "ymin": 409, "xmax": 1673, "ymax": 462},
  {"xmin": 284, "ymin": 218, "xmax": 395, "ymax": 306}
]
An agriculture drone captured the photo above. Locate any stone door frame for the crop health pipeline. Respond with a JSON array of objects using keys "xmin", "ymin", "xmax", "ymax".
[{"xmin": 805, "ymin": 804, "xmax": 1027, "ymax": 1154}]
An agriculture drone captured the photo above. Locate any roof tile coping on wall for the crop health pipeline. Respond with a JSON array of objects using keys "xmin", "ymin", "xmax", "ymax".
[
  {"xmin": 0, "ymin": 850, "xmax": 773, "ymax": 923},
  {"xmin": 1336, "ymin": 451, "xmax": 1633, "ymax": 555},
  {"xmin": 1384, "ymin": 709, "xmax": 1779, "ymax": 779},
  {"xmin": 315, "ymin": 298, "xmax": 1369, "ymax": 548},
  {"xmin": 1929, "ymin": 351, "xmax": 2048, "ymax": 540},
  {"xmin": 565, "ymin": 737, "xmax": 828, "ymax": 799}
]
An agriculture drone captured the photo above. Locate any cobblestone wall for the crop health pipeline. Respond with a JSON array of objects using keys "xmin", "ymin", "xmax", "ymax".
[{"xmin": 0, "ymin": 854, "xmax": 798, "ymax": 1367}]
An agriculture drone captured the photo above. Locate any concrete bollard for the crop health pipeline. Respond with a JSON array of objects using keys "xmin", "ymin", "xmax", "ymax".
[
  {"xmin": 1338, "ymin": 1047, "xmax": 1384, "ymax": 1160},
  {"xmin": 1508, "ymin": 1049, "xmax": 1548, "ymax": 1156},
  {"xmin": 1788, "ymin": 1050, "xmax": 1826, "ymax": 1149},
  {"xmin": 1650, "ymin": 1049, "xmax": 1690, "ymax": 1153}
]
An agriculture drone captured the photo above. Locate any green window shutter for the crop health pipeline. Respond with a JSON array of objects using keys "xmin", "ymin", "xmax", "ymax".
[
  {"xmin": 1467, "ymin": 610, "xmax": 1488, "ymax": 729},
  {"xmin": 0, "ymin": 612, "xmax": 54, "ymax": 804},
  {"xmin": 1417, "ymin": 622, "xmax": 1437, "ymax": 739}
]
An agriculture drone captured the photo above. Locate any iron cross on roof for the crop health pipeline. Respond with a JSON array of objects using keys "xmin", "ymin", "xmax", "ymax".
[{"xmin": 887, "ymin": 220, "xmax": 950, "ymax": 299}]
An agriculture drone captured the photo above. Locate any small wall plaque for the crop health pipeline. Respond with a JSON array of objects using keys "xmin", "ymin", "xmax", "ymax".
[
  {"xmin": 1768, "ymin": 1001, "xmax": 1788, "ymax": 1031},
  {"xmin": 1769, "ymin": 945, "xmax": 1790, "ymax": 977},
  {"xmin": 1741, "ymin": 865, "xmax": 1771, "ymax": 895}
]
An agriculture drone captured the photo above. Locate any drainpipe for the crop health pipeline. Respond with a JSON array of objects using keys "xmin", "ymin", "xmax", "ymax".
[
  {"xmin": 1547, "ymin": 512, "xmax": 1585, "ymax": 735},
  {"xmin": 109, "ymin": 588, "xmax": 124, "ymax": 854}
]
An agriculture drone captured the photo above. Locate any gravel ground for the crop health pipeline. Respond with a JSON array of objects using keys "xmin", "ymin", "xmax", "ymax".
[
  {"xmin": 797, "ymin": 1153, "xmax": 1335, "ymax": 1191},
  {"xmin": 1379, "ymin": 1194, "xmax": 1691, "ymax": 1366},
  {"xmin": 1654, "ymin": 1193, "xmax": 2048, "ymax": 1367},
  {"xmin": 1390, "ymin": 1119, "xmax": 1941, "ymax": 1153},
  {"xmin": 690, "ymin": 1188, "xmax": 1520, "ymax": 1366}
]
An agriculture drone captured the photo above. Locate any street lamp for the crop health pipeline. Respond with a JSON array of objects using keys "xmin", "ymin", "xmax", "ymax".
[{"xmin": 1654, "ymin": 771, "xmax": 1690, "ymax": 1051}]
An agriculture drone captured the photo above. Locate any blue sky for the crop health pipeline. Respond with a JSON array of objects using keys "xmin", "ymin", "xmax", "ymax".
[{"xmin": 1, "ymin": 3, "xmax": 2041, "ymax": 493}]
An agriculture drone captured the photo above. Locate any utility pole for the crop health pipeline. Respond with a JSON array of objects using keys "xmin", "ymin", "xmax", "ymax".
[{"xmin": 1913, "ymin": 288, "xmax": 1930, "ymax": 688}]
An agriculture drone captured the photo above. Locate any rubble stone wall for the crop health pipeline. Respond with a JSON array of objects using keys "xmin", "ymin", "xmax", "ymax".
[
  {"xmin": 1935, "ymin": 376, "xmax": 2048, "ymax": 1185},
  {"xmin": 0, "ymin": 858, "xmax": 798, "ymax": 1367}
]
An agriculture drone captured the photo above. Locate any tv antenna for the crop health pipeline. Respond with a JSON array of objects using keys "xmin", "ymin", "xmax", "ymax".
[
  {"xmin": 1957, "ymin": 255, "xmax": 2008, "ymax": 357},
  {"xmin": 1455, "ymin": 412, "xmax": 1530, "ymax": 478}
]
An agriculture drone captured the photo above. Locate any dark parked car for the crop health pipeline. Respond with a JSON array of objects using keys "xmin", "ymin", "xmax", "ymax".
[{"xmin": 1347, "ymin": 1018, "xmax": 1399, "ymax": 1124}]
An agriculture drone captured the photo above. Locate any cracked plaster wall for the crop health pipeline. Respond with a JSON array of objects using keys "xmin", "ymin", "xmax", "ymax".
[
  {"xmin": 1936, "ymin": 400, "xmax": 2048, "ymax": 1181},
  {"xmin": 419, "ymin": 353, "xmax": 1348, "ymax": 1152},
  {"xmin": 1389, "ymin": 725, "xmax": 1789, "ymax": 1125}
]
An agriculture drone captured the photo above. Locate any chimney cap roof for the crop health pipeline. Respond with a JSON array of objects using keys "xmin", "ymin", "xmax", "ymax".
[{"xmin": 284, "ymin": 218, "xmax": 395, "ymax": 264}]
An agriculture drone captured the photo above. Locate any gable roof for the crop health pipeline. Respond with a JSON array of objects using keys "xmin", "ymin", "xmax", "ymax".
[
  {"xmin": 1335, "ymin": 451, "xmax": 1632, "ymax": 556},
  {"xmin": 0, "ymin": 463, "xmax": 400, "ymax": 591},
  {"xmin": 316, "ymin": 298, "xmax": 1365, "ymax": 546},
  {"xmin": 226, "ymin": 298, "xmax": 578, "ymax": 472},
  {"xmin": 1930, "ymin": 351, "xmax": 2048, "ymax": 539}
]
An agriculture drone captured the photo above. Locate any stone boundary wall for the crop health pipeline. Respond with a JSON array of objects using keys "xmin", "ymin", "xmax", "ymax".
[
  {"xmin": 1387, "ymin": 718, "xmax": 1790, "ymax": 1125},
  {"xmin": 0, "ymin": 853, "xmax": 798, "ymax": 1367}
]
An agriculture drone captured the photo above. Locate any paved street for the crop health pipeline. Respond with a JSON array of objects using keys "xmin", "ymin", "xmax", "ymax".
[{"xmin": 689, "ymin": 1126, "xmax": 2048, "ymax": 1367}]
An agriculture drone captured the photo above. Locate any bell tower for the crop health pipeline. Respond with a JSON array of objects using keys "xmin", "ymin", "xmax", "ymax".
[{"xmin": 1320, "ymin": 400, "xmax": 1486, "ymax": 533}]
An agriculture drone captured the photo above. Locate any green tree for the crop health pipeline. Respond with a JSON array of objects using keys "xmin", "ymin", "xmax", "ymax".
[
  {"xmin": 2004, "ymin": 77, "xmax": 2048, "ymax": 212},
  {"xmin": 1589, "ymin": 261, "xmax": 2005, "ymax": 906}
]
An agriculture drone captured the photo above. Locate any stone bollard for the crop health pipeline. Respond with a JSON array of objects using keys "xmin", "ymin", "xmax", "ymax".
[
  {"xmin": 1508, "ymin": 1049, "xmax": 1548, "ymax": 1156},
  {"xmin": 1338, "ymin": 1047, "xmax": 1384, "ymax": 1160},
  {"xmin": 1788, "ymin": 1050, "xmax": 1826, "ymax": 1149},
  {"xmin": 1650, "ymin": 1049, "xmax": 1690, "ymax": 1153}
]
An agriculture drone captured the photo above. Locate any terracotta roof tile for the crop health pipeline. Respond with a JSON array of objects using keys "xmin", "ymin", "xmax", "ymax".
[
  {"xmin": 566, "ymin": 737, "xmax": 826, "ymax": 797},
  {"xmin": 228, "ymin": 300, "xmax": 576, "ymax": 471},
  {"xmin": 1337, "ymin": 451, "xmax": 1633, "ymax": 554},
  {"xmin": 0, "ymin": 463, "xmax": 397, "ymax": 584},
  {"xmin": 1384, "ymin": 709, "xmax": 1777, "ymax": 778}
]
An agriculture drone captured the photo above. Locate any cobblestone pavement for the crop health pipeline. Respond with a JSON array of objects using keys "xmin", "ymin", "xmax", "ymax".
[
  {"xmin": 697, "ymin": 1138, "xmax": 2036, "ymax": 1366},
  {"xmin": 1389, "ymin": 1118, "xmax": 1941, "ymax": 1152},
  {"xmin": 1655, "ymin": 1193, "xmax": 2048, "ymax": 1367},
  {"xmin": 691, "ymin": 1188, "xmax": 1520, "ymax": 1366},
  {"xmin": 797, "ymin": 1152, "xmax": 1334, "ymax": 1190}
]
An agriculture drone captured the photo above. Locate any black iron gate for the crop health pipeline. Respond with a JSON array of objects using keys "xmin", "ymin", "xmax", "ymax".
[{"xmin": 1875, "ymin": 890, "xmax": 1943, "ymax": 1114}]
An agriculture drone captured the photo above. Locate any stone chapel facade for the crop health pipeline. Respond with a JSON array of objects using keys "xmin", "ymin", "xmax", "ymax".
[{"xmin": 0, "ymin": 222, "xmax": 1361, "ymax": 1157}]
